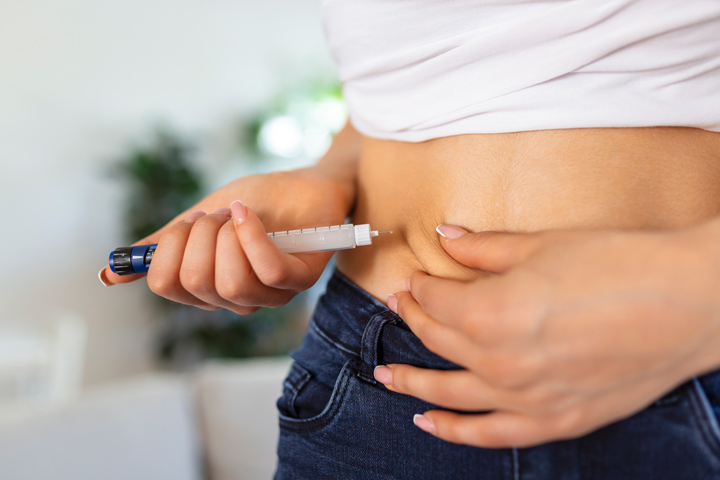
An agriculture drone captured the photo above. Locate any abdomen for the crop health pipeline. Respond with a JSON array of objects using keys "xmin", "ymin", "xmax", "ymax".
[{"xmin": 336, "ymin": 127, "xmax": 720, "ymax": 301}]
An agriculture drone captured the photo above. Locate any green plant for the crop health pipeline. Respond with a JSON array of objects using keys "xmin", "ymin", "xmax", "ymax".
[
  {"xmin": 158, "ymin": 296, "xmax": 310, "ymax": 366},
  {"xmin": 115, "ymin": 130, "xmax": 203, "ymax": 242}
]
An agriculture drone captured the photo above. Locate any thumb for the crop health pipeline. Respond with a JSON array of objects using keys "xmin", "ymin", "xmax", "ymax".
[{"xmin": 435, "ymin": 225, "xmax": 545, "ymax": 273}]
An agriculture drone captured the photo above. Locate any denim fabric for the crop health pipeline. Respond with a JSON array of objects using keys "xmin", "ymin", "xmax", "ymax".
[{"xmin": 275, "ymin": 269, "xmax": 720, "ymax": 479}]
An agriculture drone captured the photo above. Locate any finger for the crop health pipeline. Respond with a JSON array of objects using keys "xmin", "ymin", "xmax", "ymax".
[
  {"xmin": 180, "ymin": 208, "xmax": 252, "ymax": 311},
  {"xmin": 99, "ymin": 213, "xmax": 195, "ymax": 287},
  {"xmin": 392, "ymin": 291, "xmax": 481, "ymax": 369},
  {"xmin": 436, "ymin": 226, "xmax": 547, "ymax": 273},
  {"xmin": 417, "ymin": 410, "xmax": 550, "ymax": 448},
  {"xmin": 231, "ymin": 201, "xmax": 329, "ymax": 290},
  {"xmin": 215, "ymin": 220, "xmax": 296, "ymax": 309},
  {"xmin": 407, "ymin": 271, "xmax": 489, "ymax": 329},
  {"xmin": 375, "ymin": 365, "xmax": 499, "ymax": 411},
  {"xmin": 145, "ymin": 212, "xmax": 219, "ymax": 310}
]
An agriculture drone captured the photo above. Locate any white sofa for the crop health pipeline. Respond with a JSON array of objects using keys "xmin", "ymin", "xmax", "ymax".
[{"xmin": 0, "ymin": 357, "xmax": 292, "ymax": 480}]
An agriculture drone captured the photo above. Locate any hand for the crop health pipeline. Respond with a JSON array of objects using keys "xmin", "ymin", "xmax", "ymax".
[
  {"xmin": 99, "ymin": 167, "xmax": 354, "ymax": 315},
  {"xmin": 374, "ymin": 221, "xmax": 720, "ymax": 448}
]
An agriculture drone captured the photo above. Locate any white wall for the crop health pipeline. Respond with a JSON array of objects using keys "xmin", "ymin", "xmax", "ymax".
[{"xmin": 0, "ymin": 0, "xmax": 334, "ymax": 384}]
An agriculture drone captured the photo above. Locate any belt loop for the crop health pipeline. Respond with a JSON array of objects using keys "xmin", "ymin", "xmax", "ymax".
[{"xmin": 357, "ymin": 311, "xmax": 400, "ymax": 384}]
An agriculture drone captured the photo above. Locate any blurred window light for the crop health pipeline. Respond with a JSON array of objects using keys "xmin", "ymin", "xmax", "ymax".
[
  {"xmin": 310, "ymin": 98, "xmax": 347, "ymax": 133},
  {"xmin": 252, "ymin": 83, "xmax": 348, "ymax": 161},
  {"xmin": 302, "ymin": 126, "xmax": 333, "ymax": 159},
  {"xmin": 257, "ymin": 116, "xmax": 305, "ymax": 158}
]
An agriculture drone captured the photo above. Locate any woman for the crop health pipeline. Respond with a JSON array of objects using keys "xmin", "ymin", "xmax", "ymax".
[{"xmin": 101, "ymin": 1, "xmax": 720, "ymax": 478}]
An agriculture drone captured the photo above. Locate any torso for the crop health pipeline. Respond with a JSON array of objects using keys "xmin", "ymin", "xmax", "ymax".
[{"xmin": 336, "ymin": 127, "xmax": 720, "ymax": 302}]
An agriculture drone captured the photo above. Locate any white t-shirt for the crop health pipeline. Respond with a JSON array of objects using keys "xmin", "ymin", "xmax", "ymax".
[{"xmin": 322, "ymin": 0, "xmax": 720, "ymax": 142}]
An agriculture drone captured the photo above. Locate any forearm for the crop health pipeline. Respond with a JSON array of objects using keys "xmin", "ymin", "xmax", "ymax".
[{"xmin": 301, "ymin": 120, "xmax": 360, "ymax": 210}]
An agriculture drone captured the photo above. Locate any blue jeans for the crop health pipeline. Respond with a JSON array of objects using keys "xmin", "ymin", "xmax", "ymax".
[{"xmin": 275, "ymin": 269, "xmax": 720, "ymax": 479}]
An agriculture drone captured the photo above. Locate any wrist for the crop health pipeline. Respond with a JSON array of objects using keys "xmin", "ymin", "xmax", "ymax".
[
  {"xmin": 305, "ymin": 121, "xmax": 360, "ymax": 210},
  {"xmin": 296, "ymin": 165, "xmax": 357, "ymax": 215},
  {"xmin": 692, "ymin": 216, "xmax": 720, "ymax": 303},
  {"xmin": 699, "ymin": 217, "xmax": 720, "ymax": 370},
  {"xmin": 677, "ymin": 217, "xmax": 720, "ymax": 375},
  {"xmin": 700, "ymin": 216, "xmax": 720, "ymax": 264}
]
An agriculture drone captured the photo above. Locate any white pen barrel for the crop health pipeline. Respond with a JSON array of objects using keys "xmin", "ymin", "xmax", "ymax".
[{"xmin": 268, "ymin": 224, "xmax": 356, "ymax": 254}]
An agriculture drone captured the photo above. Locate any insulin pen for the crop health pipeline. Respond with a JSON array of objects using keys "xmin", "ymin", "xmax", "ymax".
[{"xmin": 108, "ymin": 224, "xmax": 393, "ymax": 276}]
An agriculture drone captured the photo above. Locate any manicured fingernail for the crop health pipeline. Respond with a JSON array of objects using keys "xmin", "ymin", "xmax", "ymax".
[
  {"xmin": 405, "ymin": 277, "xmax": 411, "ymax": 292},
  {"xmin": 387, "ymin": 294, "xmax": 398, "ymax": 313},
  {"xmin": 436, "ymin": 225, "xmax": 468, "ymax": 239},
  {"xmin": 212, "ymin": 207, "xmax": 231, "ymax": 216},
  {"xmin": 413, "ymin": 414, "xmax": 436, "ymax": 434},
  {"xmin": 231, "ymin": 200, "xmax": 247, "ymax": 224},
  {"xmin": 374, "ymin": 365, "xmax": 392, "ymax": 385},
  {"xmin": 185, "ymin": 211, "xmax": 206, "ymax": 223},
  {"xmin": 98, "ymin": 267, "xmax": 111, "ymax": 287}
]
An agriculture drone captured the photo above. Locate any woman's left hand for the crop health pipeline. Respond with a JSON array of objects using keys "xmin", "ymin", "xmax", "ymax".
[{"xmin": 374, "ymin": 221, "xmax": 720, "ymax": 448}]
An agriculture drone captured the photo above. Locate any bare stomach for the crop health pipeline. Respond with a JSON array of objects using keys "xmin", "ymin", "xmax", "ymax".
[{"xmin": 336, "ymin": 127, "xmax": 720, "ymax": 303}]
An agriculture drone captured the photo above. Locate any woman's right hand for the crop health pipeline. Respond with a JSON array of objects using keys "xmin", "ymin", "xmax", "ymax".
[{"xmin": 99, "ymin": 166, "xmax": 355, "ymax": 315}]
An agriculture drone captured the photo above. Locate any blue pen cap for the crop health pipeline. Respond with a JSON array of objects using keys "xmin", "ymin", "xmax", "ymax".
[
  {"xmin": 109, "ymin": 244, "xmax": 157, "ymax": 275},
  {"xmin": 130, "ymin": 245, "xmax": 152, "ymax": 274},
  {"xmin": 109, "ymin": 250, "xmax": 117, "ymax": 274}
]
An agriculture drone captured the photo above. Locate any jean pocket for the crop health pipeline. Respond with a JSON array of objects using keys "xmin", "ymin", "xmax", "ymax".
[
  {"xmin": 697, "ymin": 369, "xmax": 720, "ymax": 422},
  {"xmin": 277, "ymin": 357, "xmax": 357, "ymax": 434},
  {"xmin": 689, "ymin": 369, "xmax": 720, "ymax": 457},
  {"xmin": 277, "ymin": 362, "xmax": 314, "ymax": 419}
]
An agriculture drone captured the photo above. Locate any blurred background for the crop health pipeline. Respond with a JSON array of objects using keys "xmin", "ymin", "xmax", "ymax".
[{"xmin": 0, "ymin": 1, "xmax": 344, "ymax": 478}]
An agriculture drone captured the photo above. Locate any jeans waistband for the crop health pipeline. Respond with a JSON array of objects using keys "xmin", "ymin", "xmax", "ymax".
[{"xmin": 310, "ymin": 269, "xmax": 457, "ymax": 385}]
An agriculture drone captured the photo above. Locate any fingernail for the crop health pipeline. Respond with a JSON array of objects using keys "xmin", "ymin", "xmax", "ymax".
[
  {"xmin": 185, "ymin": 211, "xmax": 206, "ymax": 223},
  {"xmin": 387, "ymin": 294, "xmax": 398, "ymax": 314},
  {"xmin": 231, "ymin": 200, "xmax": 247, "ymax": 224},
  {"xmin": 405, "ymin": 276, "xmax": 411, "ymax": 292},
  {"xmin": 212, "ymin": 207, "xmax": 231, "ymax": 216},
  {"xmin": 98, "ymin": 267, "xmax": 112, "ymax": 287},
  {"xmin": 413, "ymin": 414, "xmax": 436, "ymax": 435},
  {"xmin": 374, "ymin": 365, "xmax": 392, "ymax": 385},
  {"xmin": 436, "ymin": 224, "xmax": 468, "ymax": 239}
]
